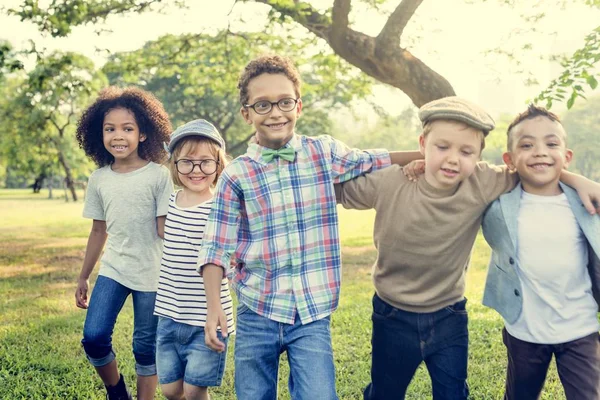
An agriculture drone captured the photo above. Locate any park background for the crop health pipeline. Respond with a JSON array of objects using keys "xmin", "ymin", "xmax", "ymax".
[{"xmin": 1, "ymin": 0, "xmax": 600, "ymax": 398}]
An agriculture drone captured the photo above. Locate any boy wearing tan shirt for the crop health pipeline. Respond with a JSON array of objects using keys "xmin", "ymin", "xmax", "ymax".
[{"xmin": 336, "ymin": 97, "xmax": 600, "ymax": 400}]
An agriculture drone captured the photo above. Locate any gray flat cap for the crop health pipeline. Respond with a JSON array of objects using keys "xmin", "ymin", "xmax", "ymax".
[
  {"xmin": 418, "ymin": 96, "xmax": 495, "ymax": 135},
  {"xmin": 168, "ymin": 119, "xmax": 225, "ymax": 153}
]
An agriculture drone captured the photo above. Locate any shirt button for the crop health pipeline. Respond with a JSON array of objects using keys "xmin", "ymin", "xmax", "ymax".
[
  {"xmin": 509, "ymin": 257, "xmax": 515, "ymax": 265},
  {"xmin": 514, "ymin": 289, "xmax": 520, "ymax": 296}
]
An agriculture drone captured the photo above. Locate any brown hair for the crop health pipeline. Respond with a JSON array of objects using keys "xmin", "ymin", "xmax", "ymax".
[
  {"xmin": 237, "ymin": 54, "xmax": 301, "ymax": 106},
  {"xmin": 168, "ymin": 137, "xmax": 228, "ymax": 188},
  {"xmin": 422, "ymin": 119, "xmax": 486, "ymax": 152},
  {"xmin": 506, "ymin": 104, "xmax": 563, "ymax": 150}
]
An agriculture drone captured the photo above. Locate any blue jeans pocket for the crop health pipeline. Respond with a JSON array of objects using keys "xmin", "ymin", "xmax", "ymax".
[
  {"xmin": 237, "ymin": 302, "xmax": 251, "ymax": 316},
  {"xmin": 444, "ymin": 297, "xmax": 468, "ymax": 314}
]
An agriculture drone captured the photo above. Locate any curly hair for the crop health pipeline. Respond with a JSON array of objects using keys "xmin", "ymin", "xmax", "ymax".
[
  {"xmin": 506, "ymin": 104, "xmax": 564, "ymax": 151},
  {"xmin": 76, "ymin": 86, "xmax": 172, "ymax": 167},
  {"xmin": 237, "ymin": 54, "xmax": 302, "ymax": 106}
]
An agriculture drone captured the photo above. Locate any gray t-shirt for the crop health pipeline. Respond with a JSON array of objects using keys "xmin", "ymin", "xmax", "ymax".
[{"xmin": 83, "ymin": 162, "xmax": 173, "ymax": 291}]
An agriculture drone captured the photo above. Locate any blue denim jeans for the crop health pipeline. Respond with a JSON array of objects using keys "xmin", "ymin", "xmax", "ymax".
[
  {"xmin": 364, "ymin": 294, "xmax": 469, "ymax": 400},
  {"xmin": 234, "ymin": 303, "xmax": 338, "ymax": 400},
  {"xmin": 81, "ymin": 275, "xmax": 158, "ymax": 376},
  {"xmin": 156, "ymin": 317, "xmax": 229, "ymax": 387}
]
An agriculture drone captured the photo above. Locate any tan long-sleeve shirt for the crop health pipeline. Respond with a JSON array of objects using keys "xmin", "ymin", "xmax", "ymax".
[{"xmin": 336, "ymin": 163, "xmax": 516, "ymax": 313}]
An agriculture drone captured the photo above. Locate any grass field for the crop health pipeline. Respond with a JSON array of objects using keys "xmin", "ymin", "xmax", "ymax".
[{"xmin": 0, "ymin": 188, "xmax": 571, "ymax": 399}]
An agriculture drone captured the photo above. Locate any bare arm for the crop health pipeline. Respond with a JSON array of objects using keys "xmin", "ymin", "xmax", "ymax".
[
  {"xmin": 560, "ymin": 170, "xmax": 600, "ymax": 214},
  {"xmin": 389, "ymin": 150, "xmax": 423, "ymax": 166},
  {"xmin": 202, "ymin": 263, "xmax": 228, "ymax": 352},
  {"xmin": 156, "ymin": 215, "xmax": 166, "ymax": 239},
  {"xmin": 75, "ymin": 220, "xmax": 107, "ymax": 309}
]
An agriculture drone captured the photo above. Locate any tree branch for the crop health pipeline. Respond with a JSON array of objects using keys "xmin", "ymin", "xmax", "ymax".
[
  {"xmin": 330, "ymin": 0, "xmax": 350, "ymax": 45},
  {"xmin": 377, "ymin": 0, "xmax": 424, "ymax": 48}
]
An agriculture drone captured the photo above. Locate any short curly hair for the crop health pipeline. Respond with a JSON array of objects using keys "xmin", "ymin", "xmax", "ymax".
[
  {"xmin": 237, "ymin": 54, "xmax": 302, "ymax": 106},
  {"xmin": 76, "ymin": 86, "xmax": 172, "ymax": 167}
]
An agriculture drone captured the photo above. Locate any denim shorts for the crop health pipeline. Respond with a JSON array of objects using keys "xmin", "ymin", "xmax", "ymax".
[{"xmin": 156, "ymin": 317, "xmax": 229, "ymax": 387}]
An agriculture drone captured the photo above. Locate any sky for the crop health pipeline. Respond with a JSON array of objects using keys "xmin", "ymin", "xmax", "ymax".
[{"xmin": 1, "ymin": 0, "xmax": 599, "ymax": 118}]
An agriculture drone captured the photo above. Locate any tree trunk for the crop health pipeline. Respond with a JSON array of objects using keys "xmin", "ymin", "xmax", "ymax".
[
  {"xmin": 57, "ymin": 150, "xmax": 78, "ymax": 202},
  {"xmin": 47, "ymin": 172, "xmax": 53, "ymax": 199}
]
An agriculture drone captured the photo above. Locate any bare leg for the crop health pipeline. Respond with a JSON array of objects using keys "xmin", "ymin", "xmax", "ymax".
[
  {"xmin": 161, "ymin": 379, "xmax": 185, "ymax": 400},
  {"xmin": 184, "ymin": 383, "xmax": 210, "ymax": 400},
  {"xmin": 137, "ymin": 374, "xmax": 158, "ymax": 400},
  {"xmin": 95, "ymin": 360, "xmax": 120, "ymax": 387}
]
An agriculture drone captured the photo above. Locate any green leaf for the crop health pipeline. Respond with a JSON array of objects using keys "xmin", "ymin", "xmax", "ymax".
[{"xmin": 587, "ymin": 75, "xmax": 598, "ymax": 90}]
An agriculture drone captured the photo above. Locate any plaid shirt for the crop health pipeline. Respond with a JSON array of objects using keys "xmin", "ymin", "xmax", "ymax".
[{"xmin": 197, "ymin": 134, "xmax": 390, "ymax": 324}]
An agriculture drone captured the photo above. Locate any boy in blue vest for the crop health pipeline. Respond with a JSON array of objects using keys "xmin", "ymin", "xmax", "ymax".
[{"xmin": 482, "ymin": 104, "xmax": 600, "ymax": 399}]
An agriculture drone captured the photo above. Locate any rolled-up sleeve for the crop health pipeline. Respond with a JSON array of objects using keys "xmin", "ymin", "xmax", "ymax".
[
  {"xmin": 197, "ymin": 171, "xmax": 242, "ymax": 274},
  {"xmin": 325, "ymin": 135, "xmax": 391, "ymax": 183}
]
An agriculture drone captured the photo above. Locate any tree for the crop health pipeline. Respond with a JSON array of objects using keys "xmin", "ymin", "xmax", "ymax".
[
  {"xmin": 0, "ymin": 52, "xmax": 106, "ymax": 200},
  {"xmin": 8, "ymin": 0, "xmax": 600, "ymax": 109},
  {"xmin": 102, "ymin": 30, "xmax": 373, "ymax": 155},
  {"xmin": 561, "ymin": 95, "xmax": 600, "ymax": 181}
]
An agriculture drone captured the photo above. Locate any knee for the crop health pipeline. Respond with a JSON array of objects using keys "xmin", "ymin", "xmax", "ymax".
[
  {"xmin": 162, "ymin": 386, "xmax": 184, "ymax": 400},
  {"xmin": 184, "ymin": 384, "xmax": 208, "ymax": 400}
]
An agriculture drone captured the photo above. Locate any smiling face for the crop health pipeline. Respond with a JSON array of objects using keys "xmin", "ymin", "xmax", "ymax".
[
  {"xmin": 504, "ymin": 116, "xmax": 572, "ymax": 196},
  {"xmin": 419, "ymin": 120, "xmax": 483, "ymax": 190},
  {"xmin": 102, "ymin": 107, "xmax": 146, "ymax": 165},
  {"xmin": 174, "ymin": 141, "xmax": 220, "ymax": 196},
  {"xmin": 241, "ymin": 73, "xmax": 302, "ymax": 150}
]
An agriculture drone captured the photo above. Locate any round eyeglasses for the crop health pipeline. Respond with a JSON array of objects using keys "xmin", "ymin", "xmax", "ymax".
[
  {"xmin": 244, "ymin": 98, "xmax": 299, "ymax": 115},
  {"xmin": 175, "ymin": 159, "xmax": 219, "ymax": 175}
]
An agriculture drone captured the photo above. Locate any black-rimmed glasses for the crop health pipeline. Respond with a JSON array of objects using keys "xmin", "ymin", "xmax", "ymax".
[
  {"xmin": 244, "ymin": 98, "xmax": 299, "ymax": 115},
  {"xmin": 175, "ymin": 159, "xmax": 219, "ymax": 175}
]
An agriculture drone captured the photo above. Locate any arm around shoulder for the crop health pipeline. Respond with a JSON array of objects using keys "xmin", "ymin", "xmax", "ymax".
[{"xmin": 560, "ymin": 170, "xmax": 600, "ymax": 215}]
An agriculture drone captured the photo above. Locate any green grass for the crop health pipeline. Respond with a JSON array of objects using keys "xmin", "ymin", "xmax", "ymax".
[{"xmin": 0, "ymin": 189, "xmax": 572, "ymax": 399}]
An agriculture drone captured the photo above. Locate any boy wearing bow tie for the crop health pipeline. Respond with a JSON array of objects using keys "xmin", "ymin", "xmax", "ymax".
[{"xmin": 197, "ymin": 54, "xmax": 421, "ymax": 399}]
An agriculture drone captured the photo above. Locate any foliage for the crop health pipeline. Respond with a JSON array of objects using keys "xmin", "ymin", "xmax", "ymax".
[
  {"xmin": 0, "ymin": 40, "xmax": 24, "ymax": 77},
  {"xmin": 103, "ymin": 30, "xmax": 373, "ymax": 155},
  {"xmin": 8, "ymin": 0, "xmax": 600, "ymax": 108},
  {"xmin": 561, "ymin": 95, "xmax": 600, "ymax": 181},
  {"xmin": 0, "ymin": 53, "xmax": 106, "ymax": 193},
  {"xmin": 8, "ymin": 0, "xmax": 169, "ymax": 37},
  {"xmin": 535, "ymin": 26, "xmax": 600, "ymax": 109}
]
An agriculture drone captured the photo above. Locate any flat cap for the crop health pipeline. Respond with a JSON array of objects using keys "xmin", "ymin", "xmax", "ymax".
[
  {"xmin": 168, "ymin": 119, "xmax": 225, "ymax": 154},
  {"xmin": 418, "ymin": 96, "xmax": 495, "ymax": 135}
]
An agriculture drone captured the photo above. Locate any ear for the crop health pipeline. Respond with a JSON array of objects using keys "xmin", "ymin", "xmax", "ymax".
[
  {"xmin": 139, "ymin": 133, "xmax": 147, "ymax": 142},
  {"xmin": 418, "ymin": 134, "xmax": 426, "ymax": 156},
  {"xmin": 502, "ymin": 152, "xmax": 515, "ymax": 171},
  {"xmin": 240, "ymin": 106, "xmax": 252, "ymax": 125},
  {"xmin": 296, "ymin": 98, "xmax": 303, "ymax": 118},
  {"xmin": 563, "ymin": 148, "xmax": 573, "ymax": 168}
]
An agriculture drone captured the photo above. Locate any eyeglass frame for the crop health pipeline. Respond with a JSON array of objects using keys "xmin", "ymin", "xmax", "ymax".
[
  {"xmin": 243, "ymin": 98, "xmax": 300, "ymax": 115},
  {"xmin": 174, "ymin": 159, "xmax": 219, "ymax": 175}
]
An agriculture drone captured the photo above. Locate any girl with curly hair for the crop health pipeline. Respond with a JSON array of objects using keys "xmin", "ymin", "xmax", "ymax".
[{"xmin": 74, "ymin": 86, "xmax": 174, "ymax": 400}]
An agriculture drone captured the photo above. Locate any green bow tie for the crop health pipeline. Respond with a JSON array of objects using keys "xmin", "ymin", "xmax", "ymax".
[{"xmin": 262, "ymin": 147, "xmax": 296, "ymax": 163}]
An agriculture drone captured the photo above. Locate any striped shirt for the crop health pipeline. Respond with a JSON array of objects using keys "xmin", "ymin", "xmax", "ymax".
[
  {"xmin": 197, "ymin": 134, "xmax": 390, "ymax": 325},
  {"xmin": 154, "ymin": 192, "xmax": 235, "ymax": 332}
]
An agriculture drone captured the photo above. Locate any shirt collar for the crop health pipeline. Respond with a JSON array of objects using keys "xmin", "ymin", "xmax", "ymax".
[{"xmin": 246, "ymin": 133, "xmax": 302, "ymax": 165}]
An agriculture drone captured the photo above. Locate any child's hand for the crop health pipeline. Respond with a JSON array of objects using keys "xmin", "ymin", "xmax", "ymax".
[
  {"xmin": 204, "ymin": 307, "xmax": 228, "ymax": 352},
  {"xmin": 403, "ymin": 160, "xmax": 425, "ymax": 182},
  {"xmin": 75, "ymin": 278, "xmax": 89, "ymax": 309},
  {"xmin": 575, "ymin": 179, "xmax": 600, "ymax": 215}
]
